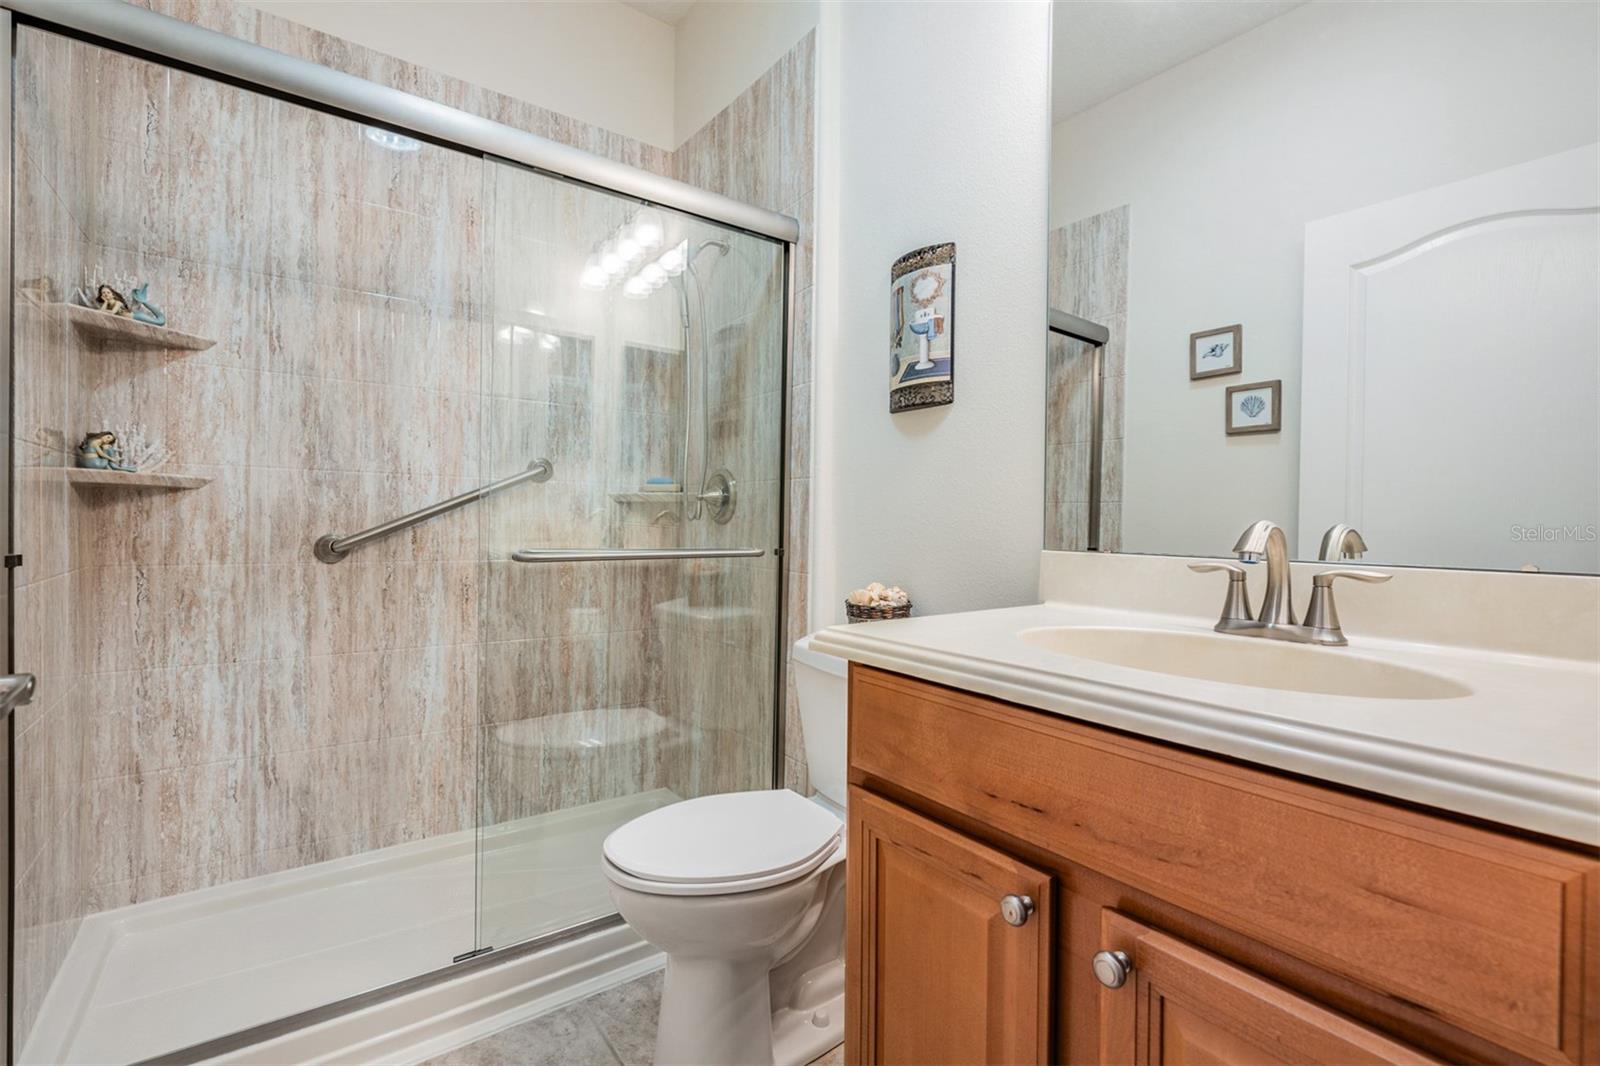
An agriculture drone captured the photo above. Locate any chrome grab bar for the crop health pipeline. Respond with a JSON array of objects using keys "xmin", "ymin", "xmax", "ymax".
[
  {"xmin": 512, "ymin": 547, "xmax": 769, "ymax": 563},
  {"xmin": 0, "ymin": 673, "xmax": 36, "ymax": 719},
  {"xmin": 315, "ymin": 459, "xmax": 554, "ymax": 563}
]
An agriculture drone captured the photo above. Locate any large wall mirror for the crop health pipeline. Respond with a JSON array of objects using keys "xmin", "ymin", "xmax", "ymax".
[{"xmin": 1044, "ymin": 1, "xmax": 1599, "ymax": 574}]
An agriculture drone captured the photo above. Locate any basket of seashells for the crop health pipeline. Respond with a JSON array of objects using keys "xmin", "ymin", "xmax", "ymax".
[{"xmin": 845, "ymin": 582, "xmax": 912, "ymax": 623}]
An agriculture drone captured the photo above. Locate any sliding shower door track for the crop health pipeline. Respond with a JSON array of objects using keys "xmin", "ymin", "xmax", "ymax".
[{"xmin": 135, "ymin": 914, "xmax": 628, "ymax": 1066}]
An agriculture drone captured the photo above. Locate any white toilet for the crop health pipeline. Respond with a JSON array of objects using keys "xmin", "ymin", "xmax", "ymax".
[{"xmin": 602, "ymin": 634, "xmax": 848, "ymax": 1066}]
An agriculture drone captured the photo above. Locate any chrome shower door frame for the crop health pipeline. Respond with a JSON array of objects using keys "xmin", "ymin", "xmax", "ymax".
[{"xmin": 1, "ymin": 12, "xmax": 14, "ymax": 1064}]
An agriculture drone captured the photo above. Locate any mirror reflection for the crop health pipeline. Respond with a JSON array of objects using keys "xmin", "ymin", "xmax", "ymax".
[{"xmin": 1045, "ymin": 1, "xmax": 1599, "ymax": 574}]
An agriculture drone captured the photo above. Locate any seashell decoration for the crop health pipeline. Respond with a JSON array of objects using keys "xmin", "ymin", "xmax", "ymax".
[
  {"xmin": 113, "ymin": 423, "xmax": 170, "ymax": 474},
  {"xmin": 1239, "ymin": 394, "xmax": 1267, "ymax": 418},
  {"xmin": 848, "ymin": 581, "xmax": 910, "ymax": 608}
]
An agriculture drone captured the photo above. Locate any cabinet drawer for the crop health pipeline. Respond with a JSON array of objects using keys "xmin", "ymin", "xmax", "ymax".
[{"xmin": 849, "ymin": 666, "xmax": 1598, "ymax": 1062}]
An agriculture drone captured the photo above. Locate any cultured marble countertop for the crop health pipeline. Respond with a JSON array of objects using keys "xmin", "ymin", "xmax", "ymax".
[{"xmin": 812, "ymin": 602, "xmax": 1600, "ymax": 846}]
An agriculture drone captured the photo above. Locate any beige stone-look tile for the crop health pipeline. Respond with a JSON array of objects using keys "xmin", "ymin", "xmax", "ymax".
[
  {"xmin": 479, "ymin": 633, "xmax": 609, "ymax": 727},
  {"xmin": 787, "ymin": 381, "xmax": 812, "ymax": 479},
  {"xmin": 88, "ymin": 756, "xmax": 252, "ymax": 890},
  {"xmin": 85, "ymin": 662, "xmax": 251, "ymax": 781}
]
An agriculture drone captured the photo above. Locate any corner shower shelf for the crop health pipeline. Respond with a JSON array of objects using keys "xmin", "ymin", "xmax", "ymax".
[
  {"xmin": 53, "ymin": 303, "xmax": 217, "ymax": 352},
  {"xmin": 64, "ymin": 468, "xmax": 213, "ymax": 491}
]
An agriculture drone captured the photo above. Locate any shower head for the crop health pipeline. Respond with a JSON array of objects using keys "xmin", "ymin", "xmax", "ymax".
[{"xmin": 687, "ymin": 239, "xmax": 731, "ymax": 274}]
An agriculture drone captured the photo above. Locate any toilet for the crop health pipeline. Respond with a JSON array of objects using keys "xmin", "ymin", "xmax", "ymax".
[{"xmin": 602, "ymin": 634, "xmax": 848, "ymax": 1066}]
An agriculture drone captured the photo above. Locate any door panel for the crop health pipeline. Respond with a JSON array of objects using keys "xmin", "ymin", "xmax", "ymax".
[
  {"xmin": 1098, "ymin": 910, "xmax": 1439, "ymax": 1065},
  {"xmin": 847, "ymin": 787, "xmax": 1052, "ymax": 1065}
]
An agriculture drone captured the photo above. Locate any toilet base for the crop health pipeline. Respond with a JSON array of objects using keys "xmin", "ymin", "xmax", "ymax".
[
  {"xmin": 652, "ymin": 955, "xmax": 843, "ymax": 1066},
  {"xmin": 772, "ymin": 959, "xmax": 844, "ymax": 1066}
]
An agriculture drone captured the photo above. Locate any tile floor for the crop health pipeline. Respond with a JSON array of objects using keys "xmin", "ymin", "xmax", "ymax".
[{"xmin": 421, "ymin": 970, "xmax": 845, "ymax": 1066}]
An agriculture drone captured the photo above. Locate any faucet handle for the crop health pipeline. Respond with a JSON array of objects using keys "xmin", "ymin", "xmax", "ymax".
[
  {"xmin": 1188, "ymin": 562, "xmax": 1254, "ymax": 629},
  {"xmin": 1189, "ymin": 562, "xmax": 1247, "ymax": 577},
  {"xmin": 1311, "ymin": 569, "xmax": 1392, "ymax": 587},
  {"xmin": 1306, "ymin": 569, "xmax": 1392, "ymax": 645}
]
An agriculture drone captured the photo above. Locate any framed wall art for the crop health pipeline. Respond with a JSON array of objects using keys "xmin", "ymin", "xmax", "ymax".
[
  {"xmin": 1190, "ymin": 323, "xmax": 1242, "ymax": 380},
  {"xmin": 1225, "ymin": 378, "xmax": 1282, "ymax": 435},
  {"xmin": 889, "ymin": 242, "xmax": 955, "ymax": 413}
]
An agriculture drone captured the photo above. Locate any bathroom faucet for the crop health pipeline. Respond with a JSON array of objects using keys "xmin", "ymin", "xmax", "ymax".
[
  {"xmin": 1318, "ymin": 523, "xmax": 1368, "ymax": 561},
  {"xmin": 1189, "ymin": 519, "xmax": 1392, "ymax": 646},
  {"xmin": 1232, "ymin": 519, "xmax": 1296, "ymax": 627}
]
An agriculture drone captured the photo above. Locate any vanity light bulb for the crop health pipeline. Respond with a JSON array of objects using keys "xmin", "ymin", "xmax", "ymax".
[
  {"xmin": 579, "ymin": 257, "xmax": 609, "ymax": 291},
  {"xmin": 633, "ymin": 209, "xmax": 664, "ymax": 250},
  {"xmin": 600, "ymin": 246, "xmax": 626, "ymax": 276},
  {"xmin": 639, "ymin": 263, "xmax": 666, "ymax": 288},
  {"xmin": 622, "ymin": 275, "xmax": 652, "ymax": 300},
  {"xmin": 616, "ymin": 236, "xmax": 642, "ymax": 263}
]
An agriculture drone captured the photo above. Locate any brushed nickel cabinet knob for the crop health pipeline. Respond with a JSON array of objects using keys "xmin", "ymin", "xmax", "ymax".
[
  {"xmin": 999, "ymin": 894, "xmax": 1035, "ymax": 927},
  {"xmin": 1092, "ymin": 949, "xmax": 1132, "ymax": 989}
]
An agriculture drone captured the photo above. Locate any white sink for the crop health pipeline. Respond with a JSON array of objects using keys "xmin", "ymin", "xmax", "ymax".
[{"xmin": 1017, "ymin": 626, "xmax": 1472, "ymax": 700}]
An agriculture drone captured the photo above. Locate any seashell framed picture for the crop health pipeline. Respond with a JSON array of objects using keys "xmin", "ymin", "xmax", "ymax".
[
  {"xmin": 1225, "ymin": 379, "xmax": 1281, "ymax": 435},
  {"xmin": 888, "ymin": 242, "xmax": 955, "ymax": 413},
  {"xmin": 1189, "ymin": 323, "xmax": 1242, "ymax": 380}
]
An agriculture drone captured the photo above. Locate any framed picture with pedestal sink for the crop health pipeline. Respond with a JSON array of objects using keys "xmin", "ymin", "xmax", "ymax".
[
  {"xmin": 889, "ymin": 242, "xmax": 955, "ymax": 412},
  {"xmin": 1226, "ymin": 378, "xmax": 1282, "ymax": 435}
]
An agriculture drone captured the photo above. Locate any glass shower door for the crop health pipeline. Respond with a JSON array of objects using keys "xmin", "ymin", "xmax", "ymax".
[{"xmin": 476, "ymin": 158, "xmax": 787, "ymax": 952}]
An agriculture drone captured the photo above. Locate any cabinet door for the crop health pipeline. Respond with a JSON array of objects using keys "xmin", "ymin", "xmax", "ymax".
[
  {"xmin": 847, "ymin": 788, "xmax": 1053, "ymax": 1065},
  {"xmin": 1096, "ymin": 911, "xmax": 1440, "ymax": 1065}
]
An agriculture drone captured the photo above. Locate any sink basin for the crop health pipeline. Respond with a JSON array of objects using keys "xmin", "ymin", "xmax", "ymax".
[{"xmin": 1017, "ymin": 626, "xmax": 1472, "ymax": 700}]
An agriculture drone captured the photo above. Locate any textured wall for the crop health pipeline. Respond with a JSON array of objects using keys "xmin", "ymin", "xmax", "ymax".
[{"xmin": 1045, "ymin": 206, "xmax": 1127, "ymax": 551}]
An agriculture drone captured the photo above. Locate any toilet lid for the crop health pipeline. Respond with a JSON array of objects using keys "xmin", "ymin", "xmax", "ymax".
[{"xmin": 603, "ymin": 789, "xmax": 843, "ymax": 885}]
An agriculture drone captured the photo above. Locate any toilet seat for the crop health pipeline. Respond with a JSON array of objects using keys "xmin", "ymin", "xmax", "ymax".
[{"xmin": 603, "ymin": 789, "xmax": 843, "ymax": 897}]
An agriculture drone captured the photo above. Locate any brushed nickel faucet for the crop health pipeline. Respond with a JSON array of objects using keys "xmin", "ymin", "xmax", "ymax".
[
  {"xmin": 1188, "ymin": 519, "xmax": 1391, "ymax": 646},
  {"xmin": 1318, "ymin": 523, "xmax": 1368, "ymax": 561}
]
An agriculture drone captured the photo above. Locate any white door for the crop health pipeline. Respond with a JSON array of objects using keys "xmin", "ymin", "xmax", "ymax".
[{"xmin": 1299, "ymin": 145, "xmax": 1599, "ymax": 573}]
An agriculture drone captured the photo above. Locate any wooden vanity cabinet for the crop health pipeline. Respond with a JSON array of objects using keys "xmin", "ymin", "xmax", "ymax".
[{"xmin": 844, "ymin": 666, "xmax": 1600, "ymax": 1066}]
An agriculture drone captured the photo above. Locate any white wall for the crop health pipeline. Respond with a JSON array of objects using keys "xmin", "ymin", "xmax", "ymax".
[
  {"xmin": 244, "ymin": 0, "xmax": 678, "ymax": 147},
  {"xmin": 1050, "ymin": 0, "xmax": 1600, "ymax": 557},
  {"xmin": 673, "ymin": 1, "xmax": 817, "ymax": 143},
  {"xmin": 814, "ymin": 1, "xmax": 1051, "ymax": 622}
]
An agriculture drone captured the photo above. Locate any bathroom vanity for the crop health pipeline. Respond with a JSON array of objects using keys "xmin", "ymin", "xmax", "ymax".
[{"xmin": 817, "ymin": 556, "xmax": 1600, "ymax": 1066}]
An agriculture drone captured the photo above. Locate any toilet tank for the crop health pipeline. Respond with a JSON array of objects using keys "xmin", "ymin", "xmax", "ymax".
[{"xmin": 791, "ymin": 634, "xmax": 848, "ymax": 808}]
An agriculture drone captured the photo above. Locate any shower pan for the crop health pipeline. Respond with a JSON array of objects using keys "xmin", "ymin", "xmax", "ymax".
[{"xmin": 1, "ymin": 3, "xmax": 794, "ymax": 1062}]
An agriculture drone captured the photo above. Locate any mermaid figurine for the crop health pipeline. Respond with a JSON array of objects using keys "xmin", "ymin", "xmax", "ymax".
[
  {"xmin": 128, "ymin": 283, "xmax": 165, "ymax": 326},
  {"xmin": 76, "ymin": 431, "xmax": 137, "ymax": 472}
]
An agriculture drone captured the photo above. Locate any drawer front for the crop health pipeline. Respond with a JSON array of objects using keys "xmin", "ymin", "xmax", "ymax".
[{"xmin": 849, "ymin": 666, "xmax": 1597, "ymax": 1063}]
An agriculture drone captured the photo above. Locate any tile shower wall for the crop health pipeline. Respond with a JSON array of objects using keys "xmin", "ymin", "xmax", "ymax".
[
  {"xmin": 36, "ymin": 32, "xmax": 487, "ymax": 916},
  {"xmin": 136, "ymin": 0, "xmax": 819, "ymax": 790},
  {"xmin": 1047, "ymin": 206, "xmax": 1128, "ymax": 551},
  {"xmin": 674, "ymin": 32, "xmax": 817, "ymax": 795},
  {"xmin": 11, "ymin": 27, "xmax": 94, "ymax": 1040}
]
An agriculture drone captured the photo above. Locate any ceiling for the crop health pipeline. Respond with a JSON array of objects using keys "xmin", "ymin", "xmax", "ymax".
[
  {"xmin": 1052, "ymin": 0, "xmax": 1304, "ymax": 122},
  {"xmin": 621, "ymin": 0, "xmax": 697, "ymax": 26}
]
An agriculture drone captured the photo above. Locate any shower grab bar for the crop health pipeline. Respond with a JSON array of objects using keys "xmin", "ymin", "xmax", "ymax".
[
  {"xmin": 315, "ymin": 459, "xmax": 554, "ymax": 563},
  {"xmin": 512, "ymin": 547, "xmax": 769, "ymax": 563}
]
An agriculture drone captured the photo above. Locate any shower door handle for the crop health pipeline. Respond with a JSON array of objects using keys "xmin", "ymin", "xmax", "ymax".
[{"xmin": 0, "ymin": 673, "xmax": 36, "ymax": 717}]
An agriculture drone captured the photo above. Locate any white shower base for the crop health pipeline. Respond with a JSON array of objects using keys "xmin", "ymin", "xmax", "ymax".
[{"xmin": 23, "ymin": 790, "xmax": 677, "ymax": 1065}]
